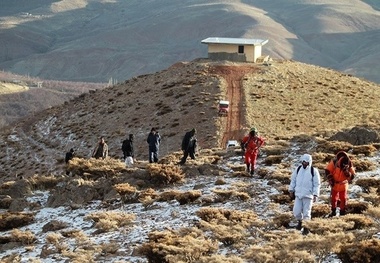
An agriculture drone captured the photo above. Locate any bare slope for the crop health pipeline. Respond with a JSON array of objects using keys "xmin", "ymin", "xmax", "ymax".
[
  {"xmin": 0, "ymin": 0, "xmax": 379, "ymax": 83},
  {"xmin": 0, "ymin": 59, "xmax": 379, "ymax": 181},
  {"xmin": 0, "ymin": 71, "xmax": 106, "ymax": 128}
]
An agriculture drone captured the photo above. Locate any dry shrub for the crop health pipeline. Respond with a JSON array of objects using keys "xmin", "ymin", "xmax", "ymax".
[
  {"xmin": 355, "ymin": 178, "xmax": 380, "ymax": 193},
  {"xmin": 147, "ymin": 163, "xmax": 185, "ymax": 185},
  {"xmin": 365, "ymin": 206, "xmax": 380, "ymax": 230},
  {"xmin": 113, "ymin": 183, "xmax": 138, "ymax": 203},
  {"xmin": 271, "ymin": 212, "xmax": 293, "ymax": 228},
  {"xmin": 85, "ymin": 211, "xmax": 135, "ymax": 233},
  {"xmin": 244, "ymin": 243, "xmax": 314, "ymax": 263},
  {"xmin": 139, "ymin": 188, "xmax": 159, "ymax": 208},
  {"xmin": 198, "ymin": 254, "xmax": 243, "ymax": 263},
  {"xmin": 199, "ymin": 220, "xmax": 247, "ymax": 246},
  {"xmin": 158, "ymin": 152, "xmax": 182, "ymax": 164},
  {"xmin": 340, "ymin": 214, "xmax": 374, "ymax": 230},
  {"xmin": 303, "ymin": 218, "xmax": 355, "ymax": 235},
  {"xmin": 0, "ymin": 212, "xmax": 35, "ymax": 231},
  {"xmin": 270, "ymin": 194, "xmax": 291, "ymax": 204},
  {"xmin": 338, "ymin": 238, "xmax": 380, "ymax": 263},
  {"xmin": 352, "ymin": 159, "xmax": 376, "ymax": 172},
  {"xmin": 215, "ymin": 178, "xmax": 226, "ymax": 185},
  {"xmin": 311, "ymin": 203, "xmax": 331, "ymax": 218},
  {"xmin": 346, "ymin": 200, "xmax": 369, "ymax": 214},
  {"xmin": 61, "ymin": 229, "xmax": 85, "ymax": 238},
  {"xmin": 231, "ymin": 171, "xmax": 251, "ymax": 177},
  {"xmin": 256, "ymin": 167, "xmax": 270, "ymax": 178},
  {"xmin": 137, "ymin": 228, "xmax": 218, "ymax": 263},
  {"xmin": 212, "ymin": 189, "xmax": 250, "ymax": 201},
  {"xmin": 28, "ymin": 175, "xmax": 63, "ymax": 190},
  {"xmin": 10, "ymin": 229, "xmax": 36, "ymax": 245},
  {"xmin": 61, "ymin": 246, "xmax": 101, "ymax": 262},
  {"xmin": 196, "ymin": 207, "xmax": 263, "ymax": 228},
  {"xmin": 264, "ymin": 155, "xmax": 284, "ymax": 165},
  {"xmin": 0, "ymin": 254, "xmax": 21, "ymax": 263},
  {"xmin": 261, "ymin": 144, "xmax": 288, "ymax": 156},
  {"xmin": 0, "ymin": 180, "xmax": 14, "ymax": 190},
  {"xmin": 175, "ymin": 190, "xmax": 202, "ymax": 205},
  {"xmin": 316, "ymin": 140, "xmax": 353, "ymax": 153},
  {"xmin": 100, "ymin": 241, "xmax": 119, "ymax": 255},
  {"xmin": 158, "ymin": 190, "xmax": 181, "ymax": 202},
  {"xmin": 360, "ymin": 188, "xmax": 380, "ymax": 206},
  {"xmin": 46, "ymin": 232, "xmax": 63, "ymax": 245},
  {"xmin": 246, "ymin": 231, "xmax": 354, "ymax": 263},
  {"xmin": 265, "ymin": 169, "xmax": 290, "ymax": 184},
  {"xmin": 68, "ymin": 157, "xmax": 126, "ymax": 178},
  {"xmin": 352, "ymin": 144, "xmax": 377, "ymax": 156}
]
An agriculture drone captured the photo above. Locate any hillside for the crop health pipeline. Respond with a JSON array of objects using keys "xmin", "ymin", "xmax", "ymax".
[
  {"xmin": 1, "ymin": 59, "xmax": 380, "ymax": 262},
  {"xmin": 0, "ymin": 0, "xmax": 380, "ymax": 83},
  {"xmin": 0, "ymin": 71, "xmax": 106, "ymax": 128},
  {"xmin": 0, "ymin": 59, "xmax": 379, "ymax": 180}
]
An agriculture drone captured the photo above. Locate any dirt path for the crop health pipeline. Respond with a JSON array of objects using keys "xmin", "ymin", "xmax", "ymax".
[{"xmin": 210, "ymin": 65, "xmax": 258, "ymax": 147}]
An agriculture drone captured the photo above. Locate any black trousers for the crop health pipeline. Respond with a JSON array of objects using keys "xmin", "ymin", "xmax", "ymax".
[{"xmin": 180, "ymin": 150, "xmax": 195, "ymax": 164}]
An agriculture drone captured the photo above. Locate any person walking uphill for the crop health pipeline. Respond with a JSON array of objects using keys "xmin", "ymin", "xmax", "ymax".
[
  {"xmin": 241, "ymin": 127, "xmax": 265, "ymax": 175},
  {"xmin": 325, "ymin": 151, "xmax": 355, "ymax": 217},
  {"xmin": 92, "ymin": 137, "xmax": 108, "ymax": 159},
  {"xmin": 289, "ymin": 154, "xmax": 321, "ymax": 235},
  {"xmin": 147, "ymin": 128, "xmax": 161, "ymax": 163},
  {"xmin": 179, "ymin": 128, "xmax": 197, "ymax": 165}
]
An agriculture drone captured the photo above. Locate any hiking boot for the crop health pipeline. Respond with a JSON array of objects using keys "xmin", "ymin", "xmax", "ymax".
[
  {"xmin": 250, "ymin": 169, "xmax": 254, "ymax": 176},
  {"xmin": 246, "ymin": 164, "xmax": 250, "ymax": 173},
  {"xmin": 328, "ymin": 208, "xmax": 336, "ymax": 218},
  {"xmin": 302, "ymin": 227, "xmax": 310, "ymax": 235},
  {"xmin": 296, "ymin": 220, "xmax": 302, "ymax": 230},
  {"xmin": 340, "ymin": 210, "xmax": 346, "ymax": 216}
]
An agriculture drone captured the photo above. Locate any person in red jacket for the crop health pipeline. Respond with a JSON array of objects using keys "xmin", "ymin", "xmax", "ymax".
[
  {"xmin": 241, "ymin": 127, "xmax": 265, "ymax": 175},
  {"xmin": 325, "ymin": 151, "xmax": 355, "ymax": 216}
]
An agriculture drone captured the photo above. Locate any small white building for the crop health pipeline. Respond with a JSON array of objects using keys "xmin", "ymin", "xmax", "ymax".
[{"xmin": 201, "ymin": 37, "xmax": 268, "ymax": 63}]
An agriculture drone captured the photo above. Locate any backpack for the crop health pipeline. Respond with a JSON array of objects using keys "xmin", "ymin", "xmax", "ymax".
[{"xmin": 296, "ymin": 165, "xmax": 315, "ymax": 178}]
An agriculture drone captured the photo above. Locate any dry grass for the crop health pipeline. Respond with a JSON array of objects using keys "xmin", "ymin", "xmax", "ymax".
[
  {"xmin": 85, "ymin": 211, "xmax": 136, "ymax": 233},
  {"xmin": 137, "ymin": 228, "xmax": 218, "ymax": 263},
  {"xmin": 147, "ymin": 163, "xmax": 185, "ymax": 185}
]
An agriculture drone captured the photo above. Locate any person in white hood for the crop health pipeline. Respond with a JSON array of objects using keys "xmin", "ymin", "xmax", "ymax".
[{"xmin": 289, "ymin": 154, "xmax": 321, "ymax": 234}]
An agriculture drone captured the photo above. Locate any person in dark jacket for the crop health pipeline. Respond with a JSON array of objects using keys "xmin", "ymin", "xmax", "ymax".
[
  {"xmin": 179, "ymin": 128, "xmax": 197, "ymax": 165},
  {"xmin": 147, "ymin": 128, "xmax": 161, "ymax": 163},
  {"xmin": 65, "ymin": 148, "xmax": 75, "ymax": 175},
  {"xmin": 122, "ymin": 134, "xmax": 134, "ymax": 160},
  {"xmin": 65, "ymin": 148, "xmax": 75, "ymax": 164}
]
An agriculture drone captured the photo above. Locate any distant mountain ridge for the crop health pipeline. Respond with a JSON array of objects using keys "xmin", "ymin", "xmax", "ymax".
[{"xmin": 0, "ymin": 0, "xmax": 380, "ymax": 83}]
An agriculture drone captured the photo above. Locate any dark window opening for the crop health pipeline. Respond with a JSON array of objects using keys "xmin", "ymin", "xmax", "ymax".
[{"xmin": 238, "ymin": 45, "xmax": 244, "ymax": 53}]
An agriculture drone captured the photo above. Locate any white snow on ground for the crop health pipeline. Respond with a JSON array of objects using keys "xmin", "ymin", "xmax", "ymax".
[{"xmin": 1, "ymin": 145, "xmax": 379, "ymax": 262}]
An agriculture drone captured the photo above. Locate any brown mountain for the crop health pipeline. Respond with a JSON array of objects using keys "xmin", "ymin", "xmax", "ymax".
[
  {"xmin": 0, "ymin": 59, "xmax": 379, "ymax": 181},
  {"xmin": 0, "ymin": 71, "xmax": 105, "ymax": 128},
  {"xmin": 0, "ymin": 0, "xmax": 380, "ymax": 83}
]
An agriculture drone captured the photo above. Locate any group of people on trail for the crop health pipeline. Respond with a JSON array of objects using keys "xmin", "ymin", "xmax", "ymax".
[
  {"xmin": 65, "ymin": 127, "xmax": 198, "ymax": 168},
  {"xmin": 288, "ymin": 151, "xmax": 356, "ymax": 235},
  {"xmin": 238, "ymin": 126, "xmax": 356, "ymax": 235}
]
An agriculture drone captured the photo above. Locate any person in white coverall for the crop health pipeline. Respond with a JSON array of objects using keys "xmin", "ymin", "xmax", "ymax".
[{"xmin": 289, "ymin": 154, "xmax": 321, "ymax": 235}]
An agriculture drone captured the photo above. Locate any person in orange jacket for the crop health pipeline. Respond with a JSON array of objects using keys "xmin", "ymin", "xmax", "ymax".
[
  {"xmin": 325, "ymin": 151, "xmax": 355, "ymax": 216},
  {"xmin": 241, "ymin": 127, "xmax": 265, "ymax": 175}
]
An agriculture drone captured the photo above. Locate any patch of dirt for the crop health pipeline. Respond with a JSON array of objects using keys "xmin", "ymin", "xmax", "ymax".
[{"xmin": 210, "ymin": 65, "xmax": 259, "ymax": 146}]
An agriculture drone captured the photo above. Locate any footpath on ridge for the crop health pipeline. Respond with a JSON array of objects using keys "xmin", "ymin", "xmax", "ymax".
[{"xmin": 210, "ymin": 65, "xmax": 258, "ymax": 147}]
